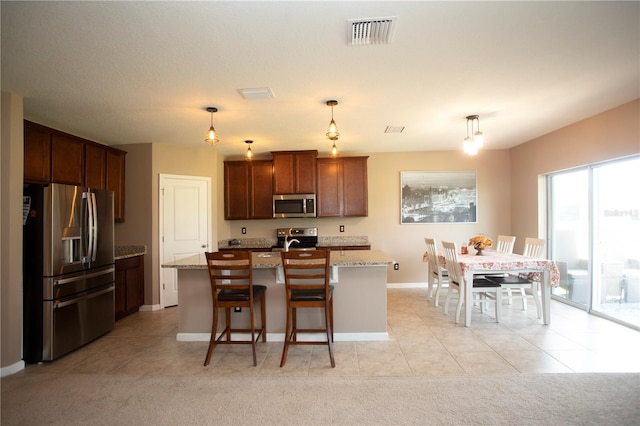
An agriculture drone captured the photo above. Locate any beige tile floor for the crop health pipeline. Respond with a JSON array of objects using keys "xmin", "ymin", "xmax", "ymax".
[{"xmin": 25, "ymin": 287, "xmax": 640, "ymax": 376}]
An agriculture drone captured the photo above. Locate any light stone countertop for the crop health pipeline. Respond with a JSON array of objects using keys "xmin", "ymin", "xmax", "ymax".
[
  {"xmin": 162, "ymin": 249, "xmax": 394, "ymax": 270},
  {"xmin": 217, "ymin": 236, "xmax": 370, "ymax": 250},
  {"xmin": 115, "ymin": 245, "xmax": 147, "ymax": 260}
]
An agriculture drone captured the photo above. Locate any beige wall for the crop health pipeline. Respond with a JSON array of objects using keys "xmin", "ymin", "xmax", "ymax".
[
  {"xmin": 115, "ymin": 143, "xmax": 220, "ymax": 307},
  {"xmin": 1, "ymin": 92, "xmax": 25, "ymax": 372},
  {"xmin": 510, "ymin": 99, "xmax": 640, "ymax": 254}
]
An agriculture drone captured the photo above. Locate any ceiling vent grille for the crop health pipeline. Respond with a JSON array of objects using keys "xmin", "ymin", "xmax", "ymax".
[{"xmin": 348, "ymin": 17, "xmax": 398, "ymax": 45}]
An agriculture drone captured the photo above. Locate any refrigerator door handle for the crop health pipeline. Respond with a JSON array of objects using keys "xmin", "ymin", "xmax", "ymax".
[
  {"xmin": 90, "ymin": 192, "xmax": 98, "ymax": 262},
  {"xmin": 81, "ymin": 192, "xmax": 89, "ymax": 264}
]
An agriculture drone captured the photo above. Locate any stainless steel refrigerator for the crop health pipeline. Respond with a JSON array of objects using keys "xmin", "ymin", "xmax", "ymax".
[{"xmin": 23, "ymin": 183, "xmax": 115, "ymax": 363}]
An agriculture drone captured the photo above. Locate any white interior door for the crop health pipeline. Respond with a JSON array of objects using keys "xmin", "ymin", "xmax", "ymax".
[{"xmin": 160, "ymin": 174, "xmax": 211, "ymax": 308}]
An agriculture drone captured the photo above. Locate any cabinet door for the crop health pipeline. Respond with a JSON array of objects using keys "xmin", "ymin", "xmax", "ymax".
[
  {"xmin": 125, "ymin": 257, "xmax": 144, "ymax": 309},
  {"xmin": 114, "ymin": 269, "xmax": 127, "ymax": 320},
  {"xmin": 51, "ymin": 133, "xmax": 84, "ymax": 186},
  {"xmin": 249, "ymin": 160, "xmax": 274, "ymax": 218},
  {"xmin": 224, "ymin": 161, "xmax": 250, "ymax": 219},
  {"xmin": 272, "ymin": 151, "xmax": 317, "ymax": 194},
  {"xmin": 24, "ymin": 121, "xmax": 51, "ymax": 183},
  {"xmin": 342, "ymin": 157, "xmax": 368, "ymax": 217},
  {"xmin": 317, "ymin": 158, "xmax": 341, "ymax": 217},
  {"xmin": 85, "ymin": 143, "xmax": 106, "ymax": 189},
  {"xmin": 272, "ymin": 153, "xmax": 295, "ymax": 194},
  {"xmin": 106, "ymin": 149, "xmax": 126, "ymax": 222},
  {"xmin": 294, "ymin": 151, "xmax": 317, "ymax": 194}
]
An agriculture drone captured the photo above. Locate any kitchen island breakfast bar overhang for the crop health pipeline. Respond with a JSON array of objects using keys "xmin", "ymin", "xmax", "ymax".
[{"xmin": 162, "ymin": 250, "xmax": 395, "ymax": 341}]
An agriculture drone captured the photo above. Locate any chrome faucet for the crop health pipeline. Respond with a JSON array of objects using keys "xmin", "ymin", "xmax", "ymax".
[{"xmin": 284, "ymin": 228, "xmax": 299, "ymax": 252}]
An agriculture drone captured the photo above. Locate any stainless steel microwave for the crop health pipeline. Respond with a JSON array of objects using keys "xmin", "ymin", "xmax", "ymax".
[{"xmin": 273, "ymin": 194, "xmax": 316, "ymax": 218}]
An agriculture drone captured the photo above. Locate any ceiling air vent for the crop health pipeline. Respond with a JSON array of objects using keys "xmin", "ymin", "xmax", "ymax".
[
  {"xmin": 348, "ymin": 17, "xmax": 398, "ymax": 45},
  {"xmin": 385, "ymin": 126, "xmax": 405, "ymax": 134}
]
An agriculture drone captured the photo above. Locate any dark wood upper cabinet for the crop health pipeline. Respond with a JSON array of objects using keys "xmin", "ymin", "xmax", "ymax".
[
  {"xmin": 224, "ymin": 160, "xmax": 273, "ymax": 220},
  {"xmin": 106, "ymin": 148, "xmax": 126, "ymax": 222},
  {"xmin": 249, "ymin": 160, "xmax": 274, "ymax": 219},
  {"xmin": 317, "ymin": 156, "xmax": 368, "ymax": 217},
  {"xmin": 51, "ymin": 133, "xmax": 85, "ymax": 186},
  {"xmin": 23, "ymin": 121, "xmax": 51, "ymax": 183},
  {"xmin": 24, "ymin": 120, "xmax": 127, "ymax": 222},
  {"xmin": 224, "ymin": 161, "xmax": 250, "ymax": 220},
  {"xmin": 272, "ymin": 150, "xmax": 317, "ymax": 194},
  {"xmin": 85, "ymin": 143, "xmax": 106, "ymax": 189},
  {"xmin": 316, "ymin": 158, "xmax": 341, "ymax": 217}
]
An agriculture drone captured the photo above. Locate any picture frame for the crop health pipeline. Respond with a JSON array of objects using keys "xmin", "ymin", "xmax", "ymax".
[{"xmin": 400, "ymin": 171, "xmax": 477, "ymax": 224}]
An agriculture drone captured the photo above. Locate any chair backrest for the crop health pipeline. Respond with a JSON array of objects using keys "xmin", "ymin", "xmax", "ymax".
[
  {"xmin": 424, "ymin": 238, "xmax": 440, "ymax": 276},
  {"xmin": 205, "ymin": 251, "xmax": 254, "ymax": 299},
  {"xmin": 441, "ymin": 241, "xmax": 463, "ymax": 286},
  {"xmin": 495, "ymin": 235, "xmax": 516, "ymax": 253},
  {"xmin": 280, "ymin": 249, "xmax": 331, "ymax": 294},
  {"xmin": 523, "ymin": 238, "xmax": 545, "ymax": 258}
]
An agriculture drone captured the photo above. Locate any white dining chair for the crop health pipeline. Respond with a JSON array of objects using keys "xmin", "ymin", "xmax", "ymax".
[
  {"xmin": 495, "ymin": 235, "xmax": 516, "ymax": 254},
  {"xmin": 486, "ymin": 237, "xmax": 545, "ymax": 317},
  {"xmin": 442, "ymin": 241, "xmax": 502, "ymax": 324},
  {"xmin": 424, "ymin": 238, "xmax": 448, "ymax": 306}
]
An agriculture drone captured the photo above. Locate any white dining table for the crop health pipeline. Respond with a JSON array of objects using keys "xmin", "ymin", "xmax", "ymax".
[{"xmin": 425, "ymin": 249, "xmax": 560, "ymax": 327}]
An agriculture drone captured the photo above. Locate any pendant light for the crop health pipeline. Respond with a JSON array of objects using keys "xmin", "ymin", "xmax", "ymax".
[
  {"xmin": 331, "ymin": 142, "xmax": 338, "ymax": 157},
  {"xmin": 326, "ymin": 100, "xmax": 340, "ymax": 141},
  {"xmin": 245, "ymin": 140, "xmax": 253, "ymax": 160},
  {"xmin": 463, "ymin": 115, "xmax": 483, "ymax": 155},
  {"xmin": 204, "ymin": 107, "xmax": 219, "ymax": 145}
]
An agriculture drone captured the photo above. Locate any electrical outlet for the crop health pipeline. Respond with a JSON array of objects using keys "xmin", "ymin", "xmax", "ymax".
[
  {"xmin": 394, "ymin": 263, "xmax": 399, "ymax": 270},
  {"xmin": 234, "ymin": 307, "xmax": 242, "ymax": 313},
  {"xmin": 241, "ymin": 227, "xmax": 246, "ymax": 234},
  {"xmin": 340, "ymin": 225, "xmax": 345, "ymax": 232}
]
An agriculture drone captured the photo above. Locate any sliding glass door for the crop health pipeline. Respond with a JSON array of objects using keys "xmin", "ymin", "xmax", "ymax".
[{"xmin": 548, "ymin": 156, "xmax": 640, "ymax": 329}]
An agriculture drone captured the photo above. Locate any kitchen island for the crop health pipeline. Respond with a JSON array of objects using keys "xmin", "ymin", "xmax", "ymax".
[{"xmin": 162, "ymin": 250, "xmax": 395, "ymax": 342}]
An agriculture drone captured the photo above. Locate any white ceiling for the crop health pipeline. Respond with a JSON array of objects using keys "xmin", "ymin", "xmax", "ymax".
[{"xmin": 2, "ymin": 1, "xmax": 638, "ymax": 159}]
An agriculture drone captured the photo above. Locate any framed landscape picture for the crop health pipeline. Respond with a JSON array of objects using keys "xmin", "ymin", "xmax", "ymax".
[{"xmin": 400, "ymin": 171, "xmax": 477, "ymax": 224}]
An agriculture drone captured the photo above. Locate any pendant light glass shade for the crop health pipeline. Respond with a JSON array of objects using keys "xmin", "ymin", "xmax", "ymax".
[
  {"xmin": 463, "ymin": 114, "xmax": 483, "ymax": 154},
  {"xmin": 331, "ymin": 142, "xmax": 338, "ymax": 156},
  {"xmin": 326, "ymin": 100, "xmax": 340, "ymax": 141},
  {"xmin": 245, "ymin": 140, "xmax": 253, "ymax": 160},
  {"xmin": 204, "ymin": 107, "xmax": 219, "ymax": 145}
]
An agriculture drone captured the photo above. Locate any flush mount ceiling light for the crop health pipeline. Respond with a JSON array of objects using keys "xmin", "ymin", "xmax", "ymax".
[
  {"xmin": 245, "ymin": 140, "xmax": 253, "ymax": 160},
  {"xmin": 326, "ymin": 100, "xmax": 340, "ymax": 141},
  {"xmin": 463, "ymin": 115, "xmax": 484, "ymax": 155},
  {"xmin": 204, "ymin": 107, "xmax": 219, "ymax": 145}
]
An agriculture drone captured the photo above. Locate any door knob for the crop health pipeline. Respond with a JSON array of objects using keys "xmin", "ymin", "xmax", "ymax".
[{"xmin": 201, "ymin": 245, "xmax": 206, "ymax": 248}]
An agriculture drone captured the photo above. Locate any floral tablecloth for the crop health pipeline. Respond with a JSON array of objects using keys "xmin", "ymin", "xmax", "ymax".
[{"xmin": 423, "ymin": 249, "xmax": 560, "ymax": 287}]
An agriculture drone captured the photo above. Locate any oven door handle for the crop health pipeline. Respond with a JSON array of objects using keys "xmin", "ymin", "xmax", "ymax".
[{"xmin": 54, "ymin": 284, "xmax": 114, "ymax": 309}]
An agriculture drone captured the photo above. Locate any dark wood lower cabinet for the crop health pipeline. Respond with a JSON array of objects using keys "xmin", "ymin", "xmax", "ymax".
[{"xmin": 115, "ymin": 255, "xmax": 144, "ymax": 320}]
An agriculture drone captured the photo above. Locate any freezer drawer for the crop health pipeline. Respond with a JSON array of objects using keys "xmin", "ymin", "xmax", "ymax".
[
  {"xmin": 44, "ymin": 266, "xmax": 114, "ymax": 300},
  {"xmin": 42, "ymin": 283, "xmax": 115, "ymax": 361}
]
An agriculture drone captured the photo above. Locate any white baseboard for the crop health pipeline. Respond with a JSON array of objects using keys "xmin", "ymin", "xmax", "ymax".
[
  {"xmin": 177, "ymin": 332, "xmax": 389, "ymax": 342},
  {"xmin": 387, "ymin": 282, "xmax": 428, "ymax": 288},
  {"xmin": 139, "ymin": 304, "xmax": 162, "ymax": 312},
  {"xmin": 1, "ymin": 360, "xmax": 25, "ymax": 377}
]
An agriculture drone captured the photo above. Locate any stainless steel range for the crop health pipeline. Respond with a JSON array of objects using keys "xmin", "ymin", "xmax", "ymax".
[{"xmin": 272, "ymin": 227, "xmax": 318, "ymax": 251}]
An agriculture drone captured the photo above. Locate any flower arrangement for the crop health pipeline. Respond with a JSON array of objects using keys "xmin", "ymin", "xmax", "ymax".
[{"xmin": 468, "ymin": 235, "xmax": 493, "ymax": 250}]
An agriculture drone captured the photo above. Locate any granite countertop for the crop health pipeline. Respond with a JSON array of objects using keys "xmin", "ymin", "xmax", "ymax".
[
  {"xmin": 217, "ymin": 236, "xmax": 370, "ymax": 249},
  {"xmin": 162, "ymin": 249, "xmax": 394, "ymax": 270},
  {"xmin": 115, "ymin": 245, "xmax": 147, "ymax": 260}
]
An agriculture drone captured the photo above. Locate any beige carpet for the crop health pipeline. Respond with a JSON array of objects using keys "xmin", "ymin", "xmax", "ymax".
[{"xmin": 2, "ymin": 372, "xmax": 639, "ymax": 425}]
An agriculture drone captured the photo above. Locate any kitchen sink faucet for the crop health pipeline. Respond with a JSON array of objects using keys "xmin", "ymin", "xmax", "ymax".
[{"xmin": 284, "ymin": 228, "xmax": 300, "ymax": 252}]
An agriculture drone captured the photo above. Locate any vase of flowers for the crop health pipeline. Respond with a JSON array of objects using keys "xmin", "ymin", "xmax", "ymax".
[{"xmin": 468, "ymin": 235, "xmax": 492, "ymax": 255}]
